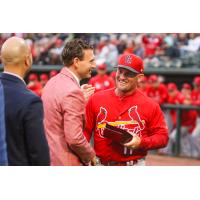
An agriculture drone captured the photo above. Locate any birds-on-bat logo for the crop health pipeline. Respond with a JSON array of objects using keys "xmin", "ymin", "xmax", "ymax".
[
  {"xmin": 96, "ymin": 107, "xmax": 108, "ymax": 138},
  {"xmin": 128, "ymin": 106, "xmax": 145, "ymax": 135},
  {"xmin": 96, "ymin": 106, "xmax": 145, "ymax": 138}
]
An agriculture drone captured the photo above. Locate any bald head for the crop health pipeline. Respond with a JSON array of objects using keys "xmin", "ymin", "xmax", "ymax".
[{"xmin": 1, "ymin": 36, "xmax": 30, "ymax": 66}]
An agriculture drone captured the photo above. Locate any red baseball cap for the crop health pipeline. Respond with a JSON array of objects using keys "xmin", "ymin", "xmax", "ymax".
[
  {"xmin": 28, "ymin": 73, "xmax": 38, "ymax": 81},
  {"xmin": 182, "ymin": 83, "xmax": 191, "ymax": 90},
  {"xmin": 193, "ymin": 76, "xmax": 200, "ymax": 85},
  {"xmin": 49, "ymin": 70, "xmax": 58, "ymax": 78},
  {"xmin": 40, "ymin": 73, "xmax": 49, "ymax": 81},
  {"xmin": 115, "ymin": 53, "xmax": 144, "ymax": 74},
  {"xmin": 98, "ymin": 63, "xmax": 107, "ymax": 70},
  {"xmin": 149, "ymin": 74, "xmax": 158, "ymax": 82},
  {"xmin": 167, "ymin": 83, "xmax": 177, "ymax": 91}
]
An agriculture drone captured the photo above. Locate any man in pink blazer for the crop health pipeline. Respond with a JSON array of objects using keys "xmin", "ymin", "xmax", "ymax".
[{"xmin": 42, "ymin": 39, "xmax": 96, "ymax": 166}]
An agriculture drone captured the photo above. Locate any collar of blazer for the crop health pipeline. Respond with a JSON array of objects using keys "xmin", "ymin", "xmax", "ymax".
[
  {"xmin": 0, "ymin": 72, "xmax": 26, "ymax": 86},
  {"xmin": 60, "ymin": 67, "xmax": 80, "ymax": 87}
]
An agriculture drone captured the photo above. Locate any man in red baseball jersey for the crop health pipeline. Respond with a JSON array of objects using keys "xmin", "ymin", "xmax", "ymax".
[
  {"xmin": 40, "ymin": 73, "xmax": 49, "ymax": 88},
  {"xmin": 27, "ymin": 73, "xmax": 42, "ymax": 96},
  {"xmin": 84, "ymin": 53, "xmax": 168, "ymax": 166},
  {"xmin": 191, "ymin": 76, "xmax": 200, "ymax": 157},
  {"xmin": 89, "ymin": 63, "xmax": 115, "ymax": 93},
  {"xmin": 137, "ymin": 75, "xmax": 149, "ymax": 96},
  {"xmin": 146, "ymin": 74, "xmax": 168, "ymax": 105},
  {"xmin": 166, "ymin": 82, "xmax": 184, "ymax": 131},
  {"xmin": 162, "ymin": 82, "xmax": 198, "ymax": 157}
]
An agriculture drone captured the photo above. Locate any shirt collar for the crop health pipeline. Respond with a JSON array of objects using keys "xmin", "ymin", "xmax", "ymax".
[
  {"xmin": 3, "ymin": 71, "xmax": 26, "ymax": 85},
  {"xmin": 66, "ymin": 68, "xmax": 80, "ymax": 86}
]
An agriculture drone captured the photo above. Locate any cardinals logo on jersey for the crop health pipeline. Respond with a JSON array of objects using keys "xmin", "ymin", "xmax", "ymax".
[
  {"xmin": 128, "ymin": 106, "xmax": 145, "ymax": 136},
  {"xmin": 96, "ymin": 107, "xmax": 108, "ymax": 138},
  {"xmin": 96, "ymin": 106, "xmax": 145, "ymax": 138}
]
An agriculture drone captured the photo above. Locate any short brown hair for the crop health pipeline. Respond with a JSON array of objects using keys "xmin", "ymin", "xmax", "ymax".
[{"xmin": 61, "ymin": 39, "xmax": 93, "ymax": 66}]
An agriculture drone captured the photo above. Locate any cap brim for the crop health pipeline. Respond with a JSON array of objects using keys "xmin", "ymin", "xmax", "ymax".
[{"xmin": 114, "ymin": 65, "xmax": 140, "ymax": 74}]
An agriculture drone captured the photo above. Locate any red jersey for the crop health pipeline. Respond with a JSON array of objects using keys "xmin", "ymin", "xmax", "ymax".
[
  {"xmin": 191, "ymin": 90, "xmax": 200, "ymax": 107},
  {"xmin": 138, "ymin": 84, "xmax": 150, "ymax": 96},
  {"xmin": 84, "ymin": 88, "xmax": 168, "ymax": 163},
  {"xmin": 167, "ymin": 91, "xmax": 197, "ymax": 133},
  {"xmin": 191, "ymin": 90, "xmax": 200, "ymax": 116},
  {"xmin": 167, "ymin": 91, "xmax": 184, "ymax": 127},
  {"xmin": 146, "ymin": 83, "xmax": 168, "ymax": 105},
  {"xmin": 142, "ymin": 35, "xmax": 162, "ymax": 57},
  {"xmin": 89, "ymin": 74, "xmax": 115, "ymax": 93},
  {"xmin": 27, "ymin": 81, "xmax": 42, "ymax": 96},
  {"xmin": 181, "ymin": 110, "xmax": 197, "ymax": 133}
]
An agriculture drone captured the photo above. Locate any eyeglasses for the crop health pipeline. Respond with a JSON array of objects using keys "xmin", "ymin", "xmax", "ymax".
[{"xmin": 117, "ymin": 69, "xmax": 138, "ymax": 78}]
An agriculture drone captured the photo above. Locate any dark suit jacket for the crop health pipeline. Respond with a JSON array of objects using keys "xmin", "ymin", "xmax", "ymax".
[
  {"xmin": 0, "ymin": 80, "xmax": 8, "ymax": 165},
  {"xmin": 0, "ymin": 73, "xmax": 50, "ymax": 166}
]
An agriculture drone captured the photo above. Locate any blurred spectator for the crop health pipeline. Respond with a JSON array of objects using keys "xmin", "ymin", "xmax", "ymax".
[
  {"xmin": 49, "ymin": 70, "xmax": 58, "ymax": 78},
  {"xmin": 49, "ymin": 39, "xmax": 63, "ymax": 64},
  {"xmin": 97, "ymin": 35, "xmax": 119, "ymax": 70},
  {"xmin": 27, "ymin": 73, "xmax": 42, "ymax": 96},
  {"xmin": 109, "ymin": 70, "xmax": 116, "ymax": 86},
  {"xmin": 117, "ymin": 34, "xmax": 128, "ymax": 54},
  {"xmin": 166, "ymin": 83, "xmax": 184, "ymax": 132},
  {"xmin": 180, "ymin": 33, "xmax": 200, "ymax": 55},
  {"xmin": 191, "ymin": 76, "xmax": 200, "ymax": 157},
  {"xmin": 142, "ymin": 34, "xmax": 163, "ymax": 58},
  {"xmin": 137, "ymin": 75, "xmax": 149, "ymax": 95},
  {"xmin": 1, "ymin": 33, "xmax": 200, "ymax": 69},
  {"xmin": 146, "ymin": 74, "xmax": 168, "ymax": 105},
  {"xmin": 191, "ymin": 76, "xmax": 200, "ymax": 107},
  {"xmin": 162, "ymin": 82, "xmax": 198, "ymax": 157},
  {"xmin": 40, "ymin": 73, "xmax": 49, "ymax": 88},
  {"xmin": 181, "ymin": 83, "xmax": 192, "ymax": 100},
  {"xmin": 163, "ymin": 33, "xmax": 180, "ymax": 58},
  {"xmin": 89, "ymin": 63, "xmax": 115, "ymax": 93}
]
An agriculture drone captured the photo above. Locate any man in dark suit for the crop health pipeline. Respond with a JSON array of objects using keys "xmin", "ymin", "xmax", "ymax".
[{"xmin": 0, "ymin": 36, "xmax": 50, "ymax": 166}]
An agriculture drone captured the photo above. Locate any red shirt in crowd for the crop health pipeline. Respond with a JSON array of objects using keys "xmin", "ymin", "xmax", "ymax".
[
  {"xmin": 191, "ymin": 89, "xmax": 200, "ymax": 116},
  {"xmin": 142, "ymin": 35, "xmax": 163, "ymax": 57},
  {"xmin": 27, "ymin": 81, "xmax": 43, "ymax": 97},
  {"xmin": 89, "ymin": 74, "xmax": 115, "ymax": 93},
  {"xmin": 146, "ymin": 83, "xmax": 168, "ymax": 105}
]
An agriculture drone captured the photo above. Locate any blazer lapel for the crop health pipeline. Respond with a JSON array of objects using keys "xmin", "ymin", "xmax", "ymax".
[{"xmin": 60, "ymin": 67, "xmax": 80, "ymax": 87}]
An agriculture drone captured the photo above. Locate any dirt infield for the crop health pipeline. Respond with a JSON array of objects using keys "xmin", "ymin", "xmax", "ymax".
[{"xmin": 146, "ymin": 154, "xmax": 200, "ymax": 166}]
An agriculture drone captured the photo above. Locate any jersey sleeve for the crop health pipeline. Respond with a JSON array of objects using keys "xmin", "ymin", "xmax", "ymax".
[{"xmin": 139, "ymin": 103, "xmax": 169, "ymax": 150}]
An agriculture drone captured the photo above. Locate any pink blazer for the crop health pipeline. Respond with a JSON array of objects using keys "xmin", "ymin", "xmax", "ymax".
[{"xmin": 42, "ymin": 67, "xmax": 95, "ymax": 166}]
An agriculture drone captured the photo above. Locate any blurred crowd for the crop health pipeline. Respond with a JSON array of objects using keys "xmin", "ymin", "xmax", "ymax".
[
  {"xmin": 138, "ymin": 74, "xmax": 200, "ymax": 158},
  {"xmin": 1, "ymin": 33, "xmax": 200, "ymax": 68},
  {"xmin": 27, "ymin": 70, "xmax": 58, "ymax": 96}
]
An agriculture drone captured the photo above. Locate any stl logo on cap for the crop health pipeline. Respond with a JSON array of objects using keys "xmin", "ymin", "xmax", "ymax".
[
  {"xmin": 117, "ymin": 53, "xmax": 144, "ymax": 74},
  {"xmin": 125, "ymin": 55, "xmax": 132, "ymax": 65}
]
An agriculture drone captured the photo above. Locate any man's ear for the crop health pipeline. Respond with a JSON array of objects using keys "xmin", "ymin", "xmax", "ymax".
[
  {"xmin": 24, "ymin": 55, "xmax": 30, "ymax": 67},
  {"xmin": 73, "ymin": 57, "xmax": 79, "ymax": 69}
]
